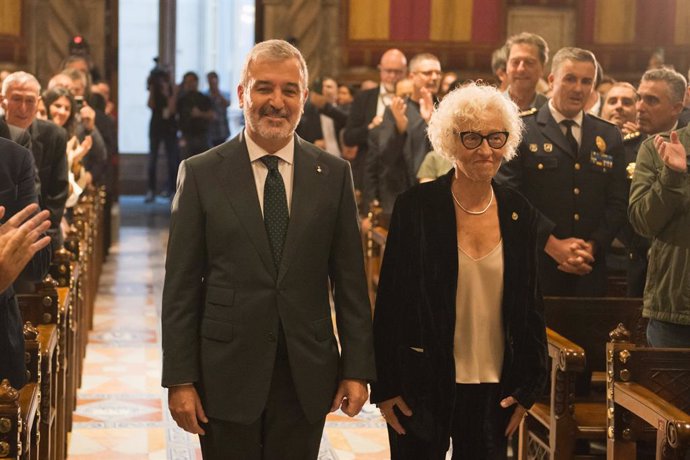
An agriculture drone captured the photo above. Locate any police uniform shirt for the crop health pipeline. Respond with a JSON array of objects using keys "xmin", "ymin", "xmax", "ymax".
[{"xmin": 496, "ymin": 103, "xmax": 628, "ymax": 296}]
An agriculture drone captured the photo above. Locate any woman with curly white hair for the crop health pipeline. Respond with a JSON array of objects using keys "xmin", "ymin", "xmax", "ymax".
[{"xmin": 371, "ymin": 82, "xmax": 548, "ymax": 459}]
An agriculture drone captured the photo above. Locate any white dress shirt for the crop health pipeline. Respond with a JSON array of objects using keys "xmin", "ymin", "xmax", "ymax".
[{"xmin": 548, "ymin": 100, "xmax": 584, "ymax": 148}]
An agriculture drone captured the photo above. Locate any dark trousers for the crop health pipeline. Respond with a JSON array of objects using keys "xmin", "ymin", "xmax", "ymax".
[
  {"xmin": 647, "ymin": 319, "xmax": 690, "ymax": 348},
  {"xmin": 148, "ymin": 127, "xmax": 180, "ymax": 193},
  {"xmin": 199, "ymin": 345, "xmax": 326, "ymax": 459},
  {"xmin": 388, "ymin": 383, "xmax": 510, "ymax": 460}
]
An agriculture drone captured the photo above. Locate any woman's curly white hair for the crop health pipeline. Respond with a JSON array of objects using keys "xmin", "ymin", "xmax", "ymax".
[{"xmin": 427, "ymin": 82, "xmax": 524, "ymax": 163}]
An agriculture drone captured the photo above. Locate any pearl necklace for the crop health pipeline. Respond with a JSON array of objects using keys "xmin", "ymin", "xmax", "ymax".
[{"xmin": 451, "ymin": 187, "xmax": 494, "ymax": 215}]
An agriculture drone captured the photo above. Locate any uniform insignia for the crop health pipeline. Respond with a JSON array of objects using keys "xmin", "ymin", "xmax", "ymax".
[
  {"xmin": 511, "ymin": 212, "xmax": 519, "ymax": 221},
  {"xmin": 316, "ymin": 165, "xmax": 323, "ymax": 173},
  {"xmin": 626, "ymin": 162, "xmax": 636, "ymax": 179},
  {"xmin": 519, "ymin": 107, "xmax": 537, "ymax": 117},
  {"xmin": 529, "ymin": 144, "xmax": 538, "ymax": 153},
  {"xmin": 544, "ymin": 143, "xmax": 553, "ymax": 153},
  {"xmin": 623, "ymin": 131, "xmax": 640, "ymax": 141},
  {"xmin": 595, "ymin": 136, "xmax": 606, "ymax": 152}
]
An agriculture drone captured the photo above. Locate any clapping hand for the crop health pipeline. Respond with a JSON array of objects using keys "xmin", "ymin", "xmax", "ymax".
[
  {"xmin": 0, "ymin": 204, "xmax": 51, "ymax": 292},
  {"xmin": 390, "ymin": 96, "xmax": 408, "ymax": 134},
  {"xmin": 655, "ymin": 131, "xmax": 688, "ymax": 173}
]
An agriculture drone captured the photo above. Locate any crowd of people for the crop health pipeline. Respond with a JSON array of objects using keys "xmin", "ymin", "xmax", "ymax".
[
  {"xmin": 146, "ymin": 65, "xmax": 232, "ymax": 201},
  {"xmin": 0, "ymin": 53, "xmax": 117, "ymax": 392},
  {"xmin": 2, "ymin": 27, "xmax": 689, "ymax": 459}
]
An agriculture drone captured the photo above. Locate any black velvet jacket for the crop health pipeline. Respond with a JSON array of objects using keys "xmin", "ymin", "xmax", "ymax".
[{"xmin": 371, "ymin": 170, "xmax": 548, "ymax": 452}]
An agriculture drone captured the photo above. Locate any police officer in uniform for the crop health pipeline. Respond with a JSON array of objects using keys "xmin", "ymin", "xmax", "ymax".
[{"xmin": 497, "ymin": 47, "xmax": 628, "ymax": 297}]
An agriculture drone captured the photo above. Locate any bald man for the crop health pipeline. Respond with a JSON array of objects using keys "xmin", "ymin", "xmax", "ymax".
[{"xmin": 343, "ymin": 49, "xmax": 407, "ymax": 208}]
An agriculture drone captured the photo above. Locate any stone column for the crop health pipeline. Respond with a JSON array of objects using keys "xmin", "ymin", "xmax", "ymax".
[
  {"xmin": 261, "ymin": 0, "xmax": 342, "ymax": 82},
  {"xmin": 28, "ymin": 0, "xmax": 106, "ymax": 85}
]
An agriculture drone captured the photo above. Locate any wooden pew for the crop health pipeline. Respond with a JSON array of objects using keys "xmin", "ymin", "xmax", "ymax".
[
  {"xmin": 363, "ymin": 201, "xmax": 386, "ymax": 307},
  {"xmin": 17, "ymin": 278, "xmax": 70, "ymax": 460},
  {"xmin": 607, "ymin": 324, "xmax": 690, "ymax": 459},
  {"xmin": 517, "ymin": 296, "xmax": 645, "ymax": 460}
]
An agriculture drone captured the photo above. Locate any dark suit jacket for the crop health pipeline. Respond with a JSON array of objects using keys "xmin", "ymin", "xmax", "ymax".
[
  {"xmin": 0, "ymin": 137, "xmax": 51, "ymax": 389},
  {"xmin": 161, "ymin": 132, "xmax": 376, "ymax": 424},
  {"xmin": 26, "ymin": 120, "xmax": 68, "ymax": 246},
  {"xmin": 375, "ymin": 100, "xmax": 432, "ymax": 214},
  {"xmin": 371, "ymin": 172, "xmax": 547, "ymax": 454},
  {"xmin": 496, "ymin": 105, "xmax": 628, "ymax": 296},
  {"xmin": 344, "ymin": 87, "xmax": 380, "ymax": 207}
]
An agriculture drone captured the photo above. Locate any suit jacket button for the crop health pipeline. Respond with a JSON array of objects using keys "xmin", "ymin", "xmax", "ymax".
[{"xmin": 268, "ymin": 332, "xmax": 276, "ymax": 342}]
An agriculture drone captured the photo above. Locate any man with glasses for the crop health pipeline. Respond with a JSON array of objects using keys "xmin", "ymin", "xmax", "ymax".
[
  {"xmin": 498, "ymin": 48, "xmax": 627, "ymax": 298},
  {"xmin": 1, "ymin": 71, "xmax": 68, "ymax": 251},
  {"xmin": 343, "ymin": 48, "xmax": 407, "ymax": 207},
  {"xmin": 374, "ymin": 53, "xmax": 441, "ymax": 214}
]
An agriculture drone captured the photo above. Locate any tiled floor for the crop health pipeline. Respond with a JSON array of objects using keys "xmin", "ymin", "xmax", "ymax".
[{"xmin": 67, "ymin": 196, "xmax": 391, "ymax": 459}]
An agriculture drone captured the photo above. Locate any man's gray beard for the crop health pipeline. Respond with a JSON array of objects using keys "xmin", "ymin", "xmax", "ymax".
[{"xmin": 244, "ymin": 109, "xmax": 296, "ymax": 140}]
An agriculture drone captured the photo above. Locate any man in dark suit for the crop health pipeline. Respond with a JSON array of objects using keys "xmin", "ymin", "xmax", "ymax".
[
  {"xmin": 343, "ymin": 49, "xmax": 407, "ymax": 208},
  {"xmin": 497, "ymin": 47, "xmax": 628, "ymax": 297},
  {"xmin": 0, "ymin": 137, "xmax": 52, "ymax": 389},
  {"xmin": 374, "ymin": 53, "xmax": 441, "ymax": 215},
  {"xmin": 2, "ymin": 72, "xmax": 68, "ymax": 251},
  {"xmin": 161, "ymin": 39, "xmax": 375, "ymax": 460}
]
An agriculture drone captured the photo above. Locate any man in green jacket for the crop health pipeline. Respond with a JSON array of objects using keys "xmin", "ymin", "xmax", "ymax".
[{"xmin": 629, "ymin": 125, "xmax": 690, "ymax": 347}]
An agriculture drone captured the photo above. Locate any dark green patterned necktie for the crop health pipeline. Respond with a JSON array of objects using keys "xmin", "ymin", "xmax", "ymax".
[{"xmin": 260, "ymin": 155, "xmax": 289, "ymax": 271}]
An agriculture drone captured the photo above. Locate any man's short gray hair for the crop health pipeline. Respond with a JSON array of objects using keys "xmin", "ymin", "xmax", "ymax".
[
  {"xmin": 641, "ymin": 68, "xmax": 688, "ymax": 104},
  {"xmin": 550, "ymin": 47, "xmax": 597, "ymax": 76},
  {"xmin": 608, "ymin": 82, "xmax": 639, "ymax": 101},
  {"xmin": 1, "ymin": 71, "xmax": 41, "ymax": 97},
  {"xmin": 409, "ymin": 53, "xmax": 440, "ymax": 73},
  {"xmin": 240, "ymin": 39, "xmax": 308, "ymax": 90},
  {"xmin": 506, "ymin": 32, "xmax": 549, "ymax": 65},
  {"xmin": 427, "ymin": 82, "xmax": 524, "ymax": 163}
]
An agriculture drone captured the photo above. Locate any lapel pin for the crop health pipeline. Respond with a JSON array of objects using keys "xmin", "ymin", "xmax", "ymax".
[
  {"xmin": 316, "ymin": 165, "xmax": 323, "ymax": 174},
  {"xmin": 511, "ymin": 212, "xmax": 519, "ymax": 221},
  {"xmin": 529, "ymin": 144, "xmax": 538, "ymax": 153},
  {"xmin": 544, "ymin": 143, "xmax": 553, "ymax": 153}
]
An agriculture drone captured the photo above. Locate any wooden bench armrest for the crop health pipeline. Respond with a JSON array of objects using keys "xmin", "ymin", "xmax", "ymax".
[
  {"xmin": 613, "ymin": 381, "xmax": 690, "ymax": 446},
  {"xmin": 546, "ymin": 327, "xmax": 586, "ymax": 372}
]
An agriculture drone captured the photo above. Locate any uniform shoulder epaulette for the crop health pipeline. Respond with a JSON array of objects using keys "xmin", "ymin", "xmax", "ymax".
[
  {"xmin": 623, "ymin": 131, "xmax": 641, "ymax": 141},
  {"xmin": 588, "ymin": 113, "xmax": 617, "ymax": 127},
  {"xmin": 519, "ymin": 107, "xmax": 537, "ymax": 117}
]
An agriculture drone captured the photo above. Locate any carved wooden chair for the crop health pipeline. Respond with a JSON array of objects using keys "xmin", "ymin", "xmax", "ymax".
[
  {"xmin": 517, "ymin": 297, "xmax": 645, "ymax": 460},
  {"xmin": 607, "ymin": 324, "xmax": 690, "ymax": 459}
]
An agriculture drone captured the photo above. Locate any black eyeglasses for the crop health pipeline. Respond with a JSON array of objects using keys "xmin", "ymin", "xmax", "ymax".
[{"xmin": 458, "ymin": 131, "xmax": 509, "ymax": 149}]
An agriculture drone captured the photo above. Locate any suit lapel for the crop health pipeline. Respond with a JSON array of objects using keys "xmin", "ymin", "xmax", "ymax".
[
  {"xmin": 536, "ymin": 105, "xmax": 572, "ymax": 157},
  {"xmin": 215, "ymin": 133, "xmax": 276, "ymax": 277},
  {"xmin": 277, "ymin": 136, "xmax": 322, "ymax": 283},
  {"xmin": 28, "ymin": 122, "xmax": 44, "ymax": 167}
]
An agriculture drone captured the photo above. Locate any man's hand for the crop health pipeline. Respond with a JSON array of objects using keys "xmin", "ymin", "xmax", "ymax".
[
  {"xmin": 368, "ymin": 115, "xmax": 383, "ymax": 130},
  {"xmin": 500, "ymin": 396, "xmax": 527, "ymax": 437},
  {"xmin": 622, "ymin": 121, "xmax": 640, "ymax": 135},
  {"xmin": 419, "ymin": 87, "xmax": 434, "ymax": 124},
  {"xmin": 168, "ymin": 384, "xmax": 208, "ymax": 435},
  {"xmin": 80, "ymin": 103, "xmax": 96, "ymax": 131},
  {"xmin": 0, "ymin": 204, "xmax": 51, "ymax": 292},
  {"xmin": 310, "ymin": 92, "xmax": 327, "ymax": 110},
  {"xmin": 390, "ymin": 97, "xmax": 408, "ymax": 134},
  {"xmin": 545, "ymin": 235, "xmax": 594, "ymax": 275},
  {"xmin": 378, "ymin": 396, "xmax": 412, "ymax": 435},
  {"xmin": 655, "ymin": 131, "xmax": 688, "ymax": 173},
  {"xmin": 330, "ymin": 379, "xmax": 368, "ymax": 417}
]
